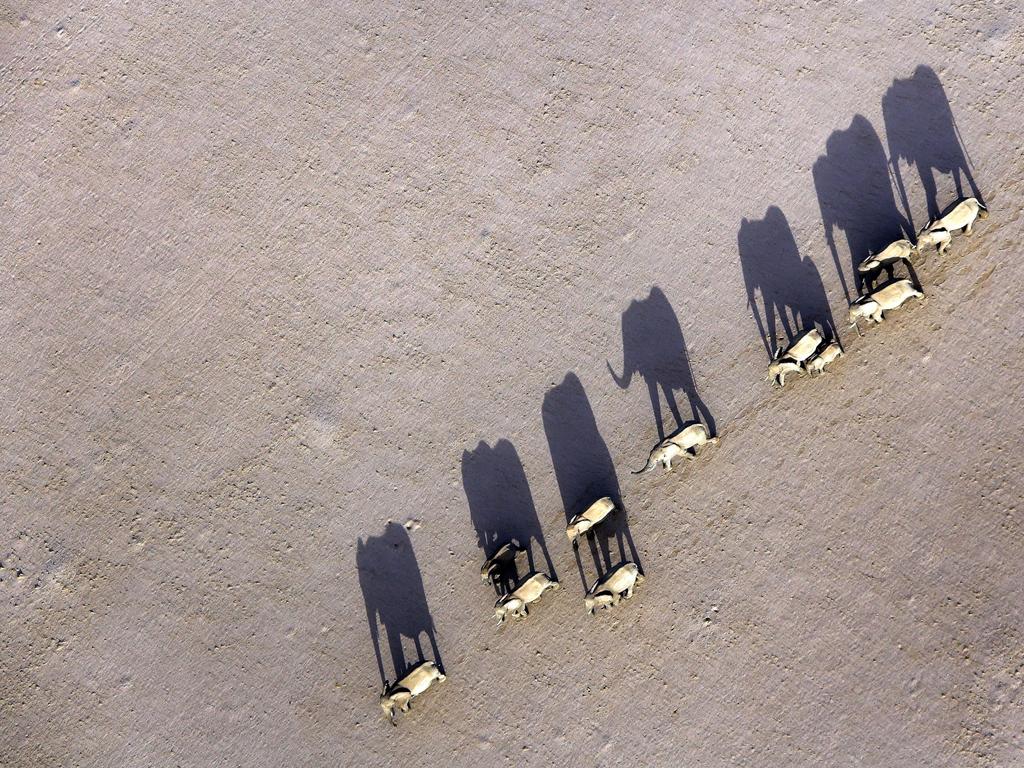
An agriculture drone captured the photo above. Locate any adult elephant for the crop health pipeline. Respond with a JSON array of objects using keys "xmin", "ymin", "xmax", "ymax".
[
  {"xmin": 883, "ymin": 65, "xmax": 982, "ymax": 227},
  {"xmin": 357, "ymin": 522, "xmax": 443, "ymax": 686}
]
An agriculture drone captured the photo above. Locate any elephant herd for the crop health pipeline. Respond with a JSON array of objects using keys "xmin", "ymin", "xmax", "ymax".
[
  {"xmin": 379, "ymin": 193, "xmax": 989, "ymax": 724},
  {"xmin": 370, "ymin": 66, "xmax": 986, "ymax": 725},
  {"xmin": 767, "ymin": 195, "xmax": 986, "ymax": 389}
]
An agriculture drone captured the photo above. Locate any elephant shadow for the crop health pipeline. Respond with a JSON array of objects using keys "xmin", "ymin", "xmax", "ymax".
[
  {"xmin": 883, "ymin": 64, "xmax": 983, "ymax": 230},
  {"xmin": 607, "ymin": 286, "xmax": 715, "ymax": 441},
  {"xmin": 738, "ymin": 206, "xmax": 837, "ymax": 359},
  {"xmin": 357, "ymin": 522, "xmax": 443, "ymax": 688},
  {"xmin": 462, "ymin": 439, "xmax": 556, "ymax": 596},
  {"xmin": 812, "ymin": 114, "xmax": 912, "ymax": 299},
  {"xmin": 541, "ymin": 372, "xmax": 641, "ymax": 592}
]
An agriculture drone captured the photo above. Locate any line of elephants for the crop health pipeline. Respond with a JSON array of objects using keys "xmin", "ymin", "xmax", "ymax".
[{"xmin": 357, "ymin": 65, "xmax": 984, "ymax": 722}]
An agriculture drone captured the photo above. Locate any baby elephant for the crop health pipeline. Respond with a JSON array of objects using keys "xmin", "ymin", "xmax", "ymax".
[
  {"xmin": 565, "ymin": 497, "xmax": 616, "ymax": 544},
  {"xmin": 848, "ymin": 279, "xmax": 923, "ymax": 334},
  {"xmin": 634, "ymin": 422, "xmax": 718, "ymax": 474},
  {"xmin": 916, "ymin": 226, "xmax": 952, "ymax": 256},
  {"xmin": 765, "ymin": 357, "xmax": 804, "ymax": 388},
  {"xmin": 585, "ymin": 562, "xmax": 644, "ymax": 615},
  {"xmin": 766, "ymin": 328, "xmax": 824, "ymax": 387},
  {"xmin": 494, "ymin": 572, "xmax": 559, "ymax": 624},
  {"xmin": 480, "ymin": 540, "xmax": 524, "ymax": 585},
  {"xmin": 805, "ymin": 342, "xmax": 844, "ymax": 376},
  {"xmin": 379, "ymin": 660, "xmax": 446, "ymax": 725}
]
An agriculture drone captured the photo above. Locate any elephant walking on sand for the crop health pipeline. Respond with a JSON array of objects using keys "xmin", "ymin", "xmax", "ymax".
[
  {"xmin": 358, "ymin": 523, "xmax": 443, "ymax": 687},
  {"xmin": 737, "ymin": 206, "xmax": 836, "ymax": 360},
  {"xmin": 883, "ymin": 65, "xmax": 982, "ymax": 228}
]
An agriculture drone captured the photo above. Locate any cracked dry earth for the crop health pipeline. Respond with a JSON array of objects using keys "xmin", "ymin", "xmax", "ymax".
[{"xmin": 3, "ymin": 1, "xmax": 1024, "ymax": 767}]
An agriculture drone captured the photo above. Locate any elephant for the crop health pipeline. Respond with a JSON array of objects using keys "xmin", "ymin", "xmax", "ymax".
[
  {"xmin": 462, "ymin": 438, "xmax": 554, "ymax": 596},
  {"xmin": 813, "ymin": 114, "xmax": 912, "ymax": 299},
  {"xmin": 883, "ymin": 65, "xmax": 982, "ymax": 228},
  {"xmin": 738, "ymin": 206, "xmax": 837, "ymax": 360},
  {"xmin": 358, "ymin": 522, "xmax": 443, "ymax": 688}
]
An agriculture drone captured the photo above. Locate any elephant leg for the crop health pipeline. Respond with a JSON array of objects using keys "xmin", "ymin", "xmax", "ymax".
[
  {"xmin": 587, "ymin": 532, "xmax": 604, "ymax": 574},
  {"xmin": 647, "ymin": 379, "xmax": 665, "ymax": 440},
  {"xmin": 749, "ymin": 291, "xmax": 772, "ymax": 358},
  {"xmin": 663, "ymin": 383, "xmax": 684, "ymax": 433},
  {"xmin": 921, "ymin": 169, "xmax": 940, "ymax": 223},
  {"xmin": 573, "ymin": 545, "xmax": 587, "ymax": 593}
]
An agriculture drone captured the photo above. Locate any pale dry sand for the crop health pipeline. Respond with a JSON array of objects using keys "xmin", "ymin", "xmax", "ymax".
[{"xmin": 3, "ymin": 2, "xmax": 1024, "ymax": 766}]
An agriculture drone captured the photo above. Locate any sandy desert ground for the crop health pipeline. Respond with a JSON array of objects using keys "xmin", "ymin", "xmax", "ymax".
[{"xmin": 3, "ymin": 1, "xmax": 1024, "ymax": 766}]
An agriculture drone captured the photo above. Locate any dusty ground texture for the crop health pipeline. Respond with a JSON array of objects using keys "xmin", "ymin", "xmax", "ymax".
[{"xmin": 3, "ymin": 1, "xmax": 1024, "ymax": 766}]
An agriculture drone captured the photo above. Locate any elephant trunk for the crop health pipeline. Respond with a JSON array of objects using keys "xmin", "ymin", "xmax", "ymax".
[{"xmin": 607, "ymin": 360, "xmax": 632, "ymax": 389}]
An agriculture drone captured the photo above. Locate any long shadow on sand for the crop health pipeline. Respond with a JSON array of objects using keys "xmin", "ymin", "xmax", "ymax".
[
  {"xmin": 883, "ymin": 64, "xmax": 983, "ymax": 230},
  {"xmin": 542, "ymin": 373, "xmax": 640, "ymax": 592},
  {"xmin": 357, "ymin": 522, "xmax": 443, "ymax": 687},
  {"xmin": 462, "ymin": 439, "xmax": 555, "ymax": 595},
  {"xmin": 813, "ymin": 114, "xmax": 911, "ymax": 300},
  {"xmin": 607, "ymin": 286, "xmax": 715, "ymax": 441},
  {"xmin": 738, "ymin": 206, "xmax": 836, "ymax": 359}
]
